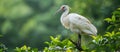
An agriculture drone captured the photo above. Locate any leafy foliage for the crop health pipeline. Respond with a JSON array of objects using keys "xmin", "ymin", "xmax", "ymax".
[
  {"xmin": 104, "ymin": 8, "xmax": 120, "ymax": 32},
  {"xmin": 0, "ymin": 43, "xmax": 7, "ymax": 52},
  {"xmin": 91, "ymin": 31, "xmax": 120, "ymax": 52},
  {"xmin": 89, "ymin": 8, "xmax": 120, "ymax": 52},
  {"xmin": 43, "ymin": 35, "xmax": 78, "ymax": 52},
  {"xmin": 14, "ymin": 45, "xmax": 38, "ymax": 52}
]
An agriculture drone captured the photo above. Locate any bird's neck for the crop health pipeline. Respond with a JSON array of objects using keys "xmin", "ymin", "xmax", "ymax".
[{"xmin": 61, "ymin": 9, "xmax": 69, "ymax": 18}]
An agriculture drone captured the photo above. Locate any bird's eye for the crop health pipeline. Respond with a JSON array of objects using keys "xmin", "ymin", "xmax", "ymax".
[
  {"xmin": 62, "ymin": 6, "xmax": 65, "ymax": 8},
  {"xmin": 62, "ymin": 6, "xmax": 65, "ymax": 10}
]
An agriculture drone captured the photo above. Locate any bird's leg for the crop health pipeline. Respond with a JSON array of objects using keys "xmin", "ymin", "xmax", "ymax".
[
  {"xmin": 76, "ymin": 34, "xmax": 83, "ymax": 51},
  {"xmin": 69, "ymin": 34, "xmax": 83, "ymax": 51}
]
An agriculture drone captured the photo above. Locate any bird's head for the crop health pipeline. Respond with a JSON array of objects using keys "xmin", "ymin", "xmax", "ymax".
[
  {"xmin": 60, "ymin": 5, "xmax": 69, "ymax": 11},
  {"xmin": 56, "ymin": 5, "xmax": 70, "ymax": 13}
]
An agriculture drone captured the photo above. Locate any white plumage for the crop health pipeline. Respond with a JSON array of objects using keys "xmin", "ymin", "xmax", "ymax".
[{"xmin": 58, "ymin": 5, "xmax": 97, "ymax": 36}]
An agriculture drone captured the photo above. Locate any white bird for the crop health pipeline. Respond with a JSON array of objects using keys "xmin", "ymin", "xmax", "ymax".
[{"xmin": 57, "ymin": 5, "xmax": 97, "ymax": 50}]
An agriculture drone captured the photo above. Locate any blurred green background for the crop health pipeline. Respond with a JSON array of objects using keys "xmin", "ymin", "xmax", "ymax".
[{"xmin": 0, "ymin": 0, "xmax": 120, "ymax": 51}]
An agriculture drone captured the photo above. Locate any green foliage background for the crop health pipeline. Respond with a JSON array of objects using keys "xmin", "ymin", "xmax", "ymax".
[{"xmin": 0, "ymin": 0, "xmax": 120, "ymax": 52}]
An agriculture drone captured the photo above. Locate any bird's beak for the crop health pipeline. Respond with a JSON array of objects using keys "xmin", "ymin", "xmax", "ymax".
[{"xmin": 55, "ymin": 8, "xmax": 61, "ymax": 14}]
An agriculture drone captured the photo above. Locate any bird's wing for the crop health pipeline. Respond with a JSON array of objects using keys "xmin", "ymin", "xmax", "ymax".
[{"xmin": 68, "ymin": 13, "xmax": 97, "ymax": 35}]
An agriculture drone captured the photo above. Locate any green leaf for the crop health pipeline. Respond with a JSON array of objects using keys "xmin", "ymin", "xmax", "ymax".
[
  {"xmin": 117, "ymin": 8, "xmax": 120, "ymax": 10},
  {"xmin": 112, "ymin": 15, "xmax": 116, "ymax": 22},
  {"xmin": 111, "ymin": 31, "xmax": 115, "ymax": 36},
  {"xmin": 44, "ymin": 42, "xmax": 50, "ymax": 45},
  {"xmin": 107, "ymin": 25, "xmax": 113, "ymax": 30},
  {"xmin": 20, "ymin": 45, "xmax": 31, "ymax": 50},
  {"xmin": 50, "ymin": 36, "xmax": 54, "ymax": 41},
  {"xmin": 116, "ymin": 32, "xmax": 120, "ymax": 35},
  {"xmin": 32, "ymin": 48, "xmax": 38, "ymax": 52},
  {"xmin": 104, "ymin": 18, "xmax": 112, "ymax": 22}
]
